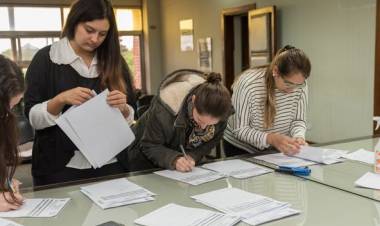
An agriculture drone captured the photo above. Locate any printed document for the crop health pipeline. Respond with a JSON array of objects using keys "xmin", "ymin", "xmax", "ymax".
[
  {"xmin": 0, "ymin": 198, "xmax": 69, "ymax": 218},
  {"xmin": 134, "ymin": 203, "xmax": 241, "ymax": 226},
  {"xmin": 202, "ymin": 159, "xmax": 273, "ymax": 179},
  {"xmin": 154, "ymin": 167, "xmax": 225, "ymax": 185},
  {"xmin": 81, "ymin": 178, "xmax": 155, "ymax": 209}
]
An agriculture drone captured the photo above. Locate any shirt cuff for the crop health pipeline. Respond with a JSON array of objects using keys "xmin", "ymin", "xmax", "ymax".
[
  {"xmin": 125, "ymin": 104, "xmax": 135, "ymax": 126},
  {"xmin": 29, "ymin": 100, "xmax": 61, "ymax": 130}
]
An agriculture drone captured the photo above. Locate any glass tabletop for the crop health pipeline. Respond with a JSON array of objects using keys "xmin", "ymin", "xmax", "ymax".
[
  {"xmin": 10, "ymin": 168, "xmax": 380, "ymax": 226},
  {"xmin": 249, "ymin": 136, "xmax": 380, "ymax": 202}
]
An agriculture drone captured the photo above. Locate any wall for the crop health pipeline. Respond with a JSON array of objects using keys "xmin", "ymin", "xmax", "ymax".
[{"xmin": 157, "ymin": 0, "xmax": 376, "ymax": 143}]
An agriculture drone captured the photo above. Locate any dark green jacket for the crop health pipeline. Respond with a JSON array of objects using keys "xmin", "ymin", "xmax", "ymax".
[{"xmin": 117, "ymin": 69, "xmax": 233, "ymax": 171}]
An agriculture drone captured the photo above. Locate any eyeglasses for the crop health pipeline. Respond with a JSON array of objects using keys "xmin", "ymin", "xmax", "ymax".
[{"xmin": 281, "ymin": 76, "xmax": 306, "ymax": 89}]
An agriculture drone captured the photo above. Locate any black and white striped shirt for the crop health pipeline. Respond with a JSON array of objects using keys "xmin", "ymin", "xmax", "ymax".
[{"xmin": 224, "ymin": 68, "xmax": 308, "ymax": 152}]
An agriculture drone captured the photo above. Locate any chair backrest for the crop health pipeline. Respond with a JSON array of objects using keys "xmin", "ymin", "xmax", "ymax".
[
  {"xmin": 136, "ymin": 94, "xmax": 155, "ymax": 118},
  {"xmin": 17, "ymin": 115, "xmax": 34, "ymax": 145}
]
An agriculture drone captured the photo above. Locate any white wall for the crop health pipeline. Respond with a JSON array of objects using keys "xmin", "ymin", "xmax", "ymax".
[{"xmin": 155, "ymin": 0, "xmax": 376, "ymax": 143}]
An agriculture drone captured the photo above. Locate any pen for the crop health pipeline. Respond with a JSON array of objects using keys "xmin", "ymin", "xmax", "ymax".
[
  {"xmin": 7, "ymin": 177, "xmax": 14, "ymax": 193},
  {"xmin": 180, "ymin": 145, "xmax": 188, "ymax": 160}
]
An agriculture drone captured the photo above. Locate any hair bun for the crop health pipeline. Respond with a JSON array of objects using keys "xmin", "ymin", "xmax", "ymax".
[{"xmin": 206, "ymin": 72, "xmax": 222, "ymax": 84}]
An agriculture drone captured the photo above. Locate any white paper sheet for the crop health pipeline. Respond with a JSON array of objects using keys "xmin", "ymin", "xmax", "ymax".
[
  {"xmin": 344, "ymin": 149, "xmax": 374, "ymax": 165},
  {"xmin": 355, "ymin": 172, "xmax": 380, "ymax": 189},
  {"xmin": 202, "ymin": 159, "xmax": 273, "ymax": 179},
  {"xmin": 254, "ymin": 153, "xmax": 316, "ymax": 167},
  {"xmin": 0, "ymin": 198, "xmax": 69, "ymax": 218},
  {"xmin": 295, "ymin": 146, "xmax": 346, "ymax": 164},
  {"xmin": 191, "ymin": 188, "xmax": 288, "ymax": 219},
  {"xmin": 134, "ymin": 203, "xmax": 241, "ymax": 226},
  {"xmin": 81, "ymin": 178, "xmax": 155, "ymax": 209},
  {"xmin": 56, "ymin": 89, "xmax": 135, "ymax": 168},
  {"xmin": 0, "ymin": 218, "xmax": 23, "ymax": 226},
  {"xmin": 154, "ymin": 167, "xmax": 225, "ymax": 186},
  {"xmin": 242, "ymin": 207, "xmax": 300, "ymax": 226}
]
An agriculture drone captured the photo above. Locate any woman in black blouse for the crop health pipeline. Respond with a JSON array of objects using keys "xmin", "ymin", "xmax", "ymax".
[{"xmin": 24, "ymin": 0, "xmax": 136, "ymax": 186}]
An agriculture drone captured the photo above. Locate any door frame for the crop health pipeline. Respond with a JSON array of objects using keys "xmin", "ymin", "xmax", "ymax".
[{"xmin": 221, "ymin": 3, "xmax": 256, "ymax": 91}]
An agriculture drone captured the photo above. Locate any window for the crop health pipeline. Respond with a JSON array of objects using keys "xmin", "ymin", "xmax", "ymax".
[{"xmin": 0, "ymin": 5, "xmax": 144, "ymax": 90}]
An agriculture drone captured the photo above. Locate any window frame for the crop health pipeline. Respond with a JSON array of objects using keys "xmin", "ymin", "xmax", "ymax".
[{"xmin": 0, "ymin": 3, "xmax": 146, "ymax": 92}]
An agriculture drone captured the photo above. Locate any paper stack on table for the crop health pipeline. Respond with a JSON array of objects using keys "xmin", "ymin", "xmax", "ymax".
[
  {"xmin": 253, "ymin": 153, "xmax": 316, "ymax": 167},
  {"xmin": 0, "ymin": 198, "xmax": 69, "ymax": 218},
  {"xmin": 295, "ymin": 146, "xmax": 347, "ymax": 164},
  {"xmin": 343, "ymin": 149, "xmax": 374, "ymax": 165},
  {"xmin": 253, "ymin": 146, "xmax": 346, "ymax": 167},
  {"xmin": 355, "ymin": 172, "xmax": 380, "ymax": 189},
  {"xmin": 81, "ymin": 178, "xmax": 155, "ymax": 209},
  {"xmin": 56, "ymin": 89, "xmax": 135, "ymax": 169},
  {"xmin": 154, "ymin": 167, "xmax": 225, "ymax": 185},
  {"xmin": 134, "ymin": 203, "xmax": 241, "ymax": 226},
  {"xmin": 202, "ymin": 159, "xmax": 273, "ymax": 179},
  {"xmin": 191, "ymin": 188, "xmax": 299, "ymax": 226}
]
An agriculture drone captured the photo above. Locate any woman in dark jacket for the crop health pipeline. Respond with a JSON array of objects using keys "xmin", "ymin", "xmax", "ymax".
[{"xmin": 118, "ymin": 69, "xmax": 233, "ymax": 172}]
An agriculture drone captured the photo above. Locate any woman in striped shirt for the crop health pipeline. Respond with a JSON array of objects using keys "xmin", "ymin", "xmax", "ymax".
[{"xmin": 223, "ymin": 45, "xmax": 311, "ymax": 157}]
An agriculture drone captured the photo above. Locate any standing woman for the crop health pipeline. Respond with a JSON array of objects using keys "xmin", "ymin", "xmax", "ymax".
[
  {"xmin": 0, "ymin": 55, "xmax": 25, "ymax": 211},
  {"xmin": 223, "ymin": 45, "xmax": 311, "ymax": 156},
  {"xmin": 24, "ymin": 0, "xmax": 136, "ymax": 186}
]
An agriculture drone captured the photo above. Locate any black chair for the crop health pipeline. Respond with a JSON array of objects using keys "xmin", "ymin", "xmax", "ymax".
[
  {"xmin": 136, "ymin": 94, "xmax": 154, "ymax": 118},
  {"xmin": 17, "ymin": 115, "xmax": 34, "ymax": 145}
]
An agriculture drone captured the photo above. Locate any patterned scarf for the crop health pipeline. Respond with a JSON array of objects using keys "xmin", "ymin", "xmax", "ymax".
[{"xmin": 186, "ymin": 97, "xmax": 215, "ymax": 148}]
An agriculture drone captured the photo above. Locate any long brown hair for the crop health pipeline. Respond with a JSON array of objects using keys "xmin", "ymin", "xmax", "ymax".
[
  {"xmin": 264, "ymin": 45, "xmax": 311, "ymax": 128},
  {"xmin": 0, "ymin": 55, "xmax": 24, "ymax": 204},
  {"xmin": 62, "ymin": 0, "xmax": 126, "ymax": 93},
  {"xmin": 193, "ymin": 72, "xmax": 232, "ymax": 120}
]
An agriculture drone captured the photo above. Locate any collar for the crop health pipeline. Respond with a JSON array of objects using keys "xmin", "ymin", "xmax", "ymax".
[{"xmin": 49, "ymin": 37, "xmax": 98, "ymax": 78}]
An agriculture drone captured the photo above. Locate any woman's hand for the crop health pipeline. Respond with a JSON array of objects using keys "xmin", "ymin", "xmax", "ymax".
[
  {"xmin": 267, "ymin": 133, "xmax": 301, "ymax": 156},
  {"xmin": 57, "ymin": 87, "xmax": 94, "ymax": 106},
  {"xmin": 0, "ymin": 192, "xmax": 24, "ymax": 212},
  {"xmin": 107, "ymin": 90, "xmax": 130, "ymax": 118},
  {"xmin": 174, "ymin": 156, "xmax": 195, "ymax": 172},
  {"xmin": 295, "ymin": 137, "xmax": 308, "ymax": 146},
  {"xmin": 48, "ymin": 87, "xmax": 94, "ymax": 115}
]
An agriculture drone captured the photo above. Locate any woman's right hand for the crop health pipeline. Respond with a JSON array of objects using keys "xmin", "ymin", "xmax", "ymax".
[
  {"xmin": 174, "ymin": 156, "xmax": 195, "ymax": 172},
  {"xmin": 57, "ymin": 87, "xmax": 94, "ymax": 106},
  {"xmin": 0, "ymin": 192, "xmax": 24, "ymax": 212},
  {"xmin": 267, "ymin": 133, "xmax": 300, "ymax": 156},
  {"xmin": 48, "ymin": 87, "xmax": 94, "ymax": 115}
]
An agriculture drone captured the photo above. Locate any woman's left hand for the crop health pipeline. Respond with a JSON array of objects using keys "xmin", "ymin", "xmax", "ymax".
[{"xmin": 107, "ymin": 90, "xmax": 130, "ymax": 118}]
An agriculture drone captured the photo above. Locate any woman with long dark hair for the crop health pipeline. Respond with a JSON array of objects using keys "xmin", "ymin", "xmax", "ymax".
[
  {"xmin": 223, "ymin": 45, "xmax": 311, "ymax": 157},
  {"xmin": 0, "ymin": 55, "xmax": 25, "ymax": 211},
  {"xmin": 24, "ymin": 0, "xmax": 136, "ymax": 186}
]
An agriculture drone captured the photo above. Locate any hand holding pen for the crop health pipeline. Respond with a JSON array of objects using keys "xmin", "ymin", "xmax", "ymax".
[
  {"xmin": 174, "ymin": 145, "xmax": 195, "ymax": 172},
  {"xmin": 0, "ymin": 178, "xmax": 24, "ymax": 212}
]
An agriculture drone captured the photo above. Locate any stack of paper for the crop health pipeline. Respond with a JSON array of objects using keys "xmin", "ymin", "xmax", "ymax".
[
  {"xmin": 295, "ymin": 146, "xmax": 347, "ymax": 164},
  {"xmin": 134, "ymin": 203, "xmax": 241, "ymax": 226},
  {"xmin": 191, "ymin": 188, "xmax": 299, "ymax": 226},
  {"xmin": 154, "ymin": 167, "xmax": 225, "ymax": 185},
  {"xmin": 81, "ymin": 178, "xmax": 155, "ymax": 209},
  {"xmin": 0, "ymin": 198, "xmax": 69, "ymax": 218},
  {"xmin": 344, "ymin": 149, "xmax": 374, "ymax": 165},
  {"xmin": 253, "ymin": 153, "xmax": 316, "ymax": 167},
  {"xmin": 56, "ymin": 89, "xmax": 135, "ymax": 168},
  {"xmin": 0, "ymin": 218, "xmax": 23, "ymax": 226},
  {"xmin": 202, "ymin": 159, "xmax": 273, "ymax": 179},
  {"xmin": 355, "ymin": 172, "xmax": 380, "ymax": 189}
]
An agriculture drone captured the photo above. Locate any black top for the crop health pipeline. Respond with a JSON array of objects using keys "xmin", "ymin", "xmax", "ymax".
[{"xmin": 24, "ymin": 46, "xmax": 136, "ymax": 177}]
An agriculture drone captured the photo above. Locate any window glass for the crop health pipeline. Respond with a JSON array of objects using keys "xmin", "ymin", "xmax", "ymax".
[{"xmin": 14, "ymin": 7, "xmax": 61, "ymax": 31}]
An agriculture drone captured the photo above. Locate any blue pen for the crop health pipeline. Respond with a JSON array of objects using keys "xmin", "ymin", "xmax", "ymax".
[
  {"xmin": 7, "ymin": 177, "xmax": 14, "ymax": 192},
  {"xmin": 275, "ymin": 166, "xmax": 311, "ymax": 176}
]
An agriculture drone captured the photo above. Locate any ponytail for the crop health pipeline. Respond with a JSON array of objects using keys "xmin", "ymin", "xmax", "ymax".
[{"xmin": 193, "ymin": 72, "xmax": 232, "ymax": 120}]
